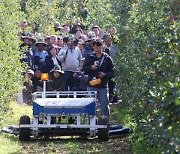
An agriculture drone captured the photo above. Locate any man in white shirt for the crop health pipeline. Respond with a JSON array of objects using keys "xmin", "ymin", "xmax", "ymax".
[{"xmin": 57, "ymin": 34, "xmax": 82, "ymax": 90}]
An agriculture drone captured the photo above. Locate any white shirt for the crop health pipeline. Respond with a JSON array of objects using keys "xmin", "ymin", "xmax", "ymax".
[
  {"xmin": 52, "ymin": 57, "xmax": 59, "ymax": 66},
  {"xmin": 57, "ymin": 46, "xmax": 82, "ymax": 72}
]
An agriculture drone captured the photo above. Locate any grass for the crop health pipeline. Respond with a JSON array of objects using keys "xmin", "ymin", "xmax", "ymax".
[
  {"xmin": 0, "ymin": 102, "xmax": 32, "ymax": 154},
  {"xmin": 2, "ymin": 102, "xmax": 32, "ymax": 127},
  {"xmin": 0, "ymin": 102, "xmax": 132, "ymax": 154},
  {"xmin": 0, "ymin": 134, "xmax": 20, "ymax": 154}
]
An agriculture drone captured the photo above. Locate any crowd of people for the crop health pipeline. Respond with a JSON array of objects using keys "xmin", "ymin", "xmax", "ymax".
[{"xmin": 20, "ymin": 21, "xmax": 118, "ymax": 118}]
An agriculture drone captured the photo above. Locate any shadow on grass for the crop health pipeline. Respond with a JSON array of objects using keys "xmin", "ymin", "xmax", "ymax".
[{"xmin": 18, "ymin": 133, "xmax": 130, "ymax": 144}]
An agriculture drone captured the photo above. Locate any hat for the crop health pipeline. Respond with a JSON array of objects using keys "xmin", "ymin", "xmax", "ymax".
[
  {"xmin": 35, "ymin": 39, "xmax": 47, "ymax": 46},
  {"xmin": 21, "ymin": 33, "xmax": 36, "ymax": 42},
  {"xmin": 50, "ymin": 65, "xmax": 64, "ymax": 74},
  {"xmin": 86, "ymin": 33, "xmax": 96, "ymax": 41},
  {"xmin": 92, "ymin": 25, "xmax": 100, "ymax": 30},
  {"xmin": 26, "ymin": 69, "xmax": 34, "ymax": 76},
  {"xmin": 54, "ymin": 21, "xmax": 63, "ymax": 29},
  {"xmin": 102, "ymin": 33, "xmax": 112, "ymax": 40},
  {"xmin": 68, "ymin": 34, "xmax": 76, "ymax": 41},
  {"xmin": 78, "ymin": 39, "xmax": 85, "ymax": 45}
]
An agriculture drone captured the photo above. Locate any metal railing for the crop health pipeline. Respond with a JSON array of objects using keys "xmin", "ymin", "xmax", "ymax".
[{"xmin": 32, "ymin": 91, "xmax": 97, "ymax": 100}]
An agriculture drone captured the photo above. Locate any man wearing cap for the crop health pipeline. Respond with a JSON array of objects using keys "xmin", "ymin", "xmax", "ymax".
[
  {"xmin": 77, "ymin": 39, "xmax": 85, "ymax": 52},
  {"xmin": 20, "ymin": 33, "xmax": 36, "ymax": 69},
  {"xmin": 82, "ymin": 31, "xmax": 96, "ymax": 59},
  {"xmin": 57, "ymin": 34, "xmax": 82, "ymax": 91},
  {"xmin": 33, "ymin": 39, "xmax": 48, "ymax": 72},
  {"xmin": 83, "ymin": 39, "xmax": 114, "ymax": 118},
  {"xmin": 54, "ymin": 21, "xmax": 63, "ymax": 32},
  {"xmin": 103, "ymin": 33, "xmax": 118, "ymax": 57}
]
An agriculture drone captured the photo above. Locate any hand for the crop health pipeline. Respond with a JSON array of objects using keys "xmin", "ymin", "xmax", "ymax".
[
  {"xmin": 91, "ymin": 65, "xmax": 97, "ymax": 70},
  {"xmin": 98, "ymin": 72, "xmax": 106, "ymax": 78},
  {"xmin": 63, "ymin": 55, "xmax": 67, "ymax": 61},
  {"xmin": 28, "ymin": 80, "xmax": 33, "ymax": 86},
  {"xmin": 73, "ymin": 72, "xmax": 78, "ymax": 78},
  {"xmin": 37, "ymin": 86, "xmax": 43, "ymax": 92}
]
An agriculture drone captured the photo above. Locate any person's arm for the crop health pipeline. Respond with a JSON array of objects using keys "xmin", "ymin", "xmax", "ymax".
[
  {"xmin": 83, "ymin": 55, "xmax": 96, "ymax": 73},
  {"xmin": 45, "ymin": 56, "xmax": 54, "ymax": 68},
  {"xmin": 78, "ymin": 49, "xmax": 83, "ymax": 70},
  {"xmin": 57, "ymin": 49, "xmax": 66, "ymax": 62},
  {"xmin": 105, "ymin": 57, "xmax": 114, "ymax": 79}
]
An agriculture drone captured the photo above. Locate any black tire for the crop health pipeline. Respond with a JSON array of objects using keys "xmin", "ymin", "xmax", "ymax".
[
  {"xmin": 19, "ymin": 116, "xmax": 30, "ymax": 141},
  {"xmin": 98, "ymin": 116, "xmax": 109, "ymax": 141}
]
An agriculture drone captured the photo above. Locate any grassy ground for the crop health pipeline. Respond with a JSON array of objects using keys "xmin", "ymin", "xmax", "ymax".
[
  {"xmin": 0, "ymin": 102, "xmax": 132, "ymax": 154},
  {"xmin": 0, "ymin": 102, "xmax": 32, "ymax": 154}
]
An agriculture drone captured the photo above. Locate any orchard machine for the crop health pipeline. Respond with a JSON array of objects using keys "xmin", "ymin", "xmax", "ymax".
[{"xmin": 3, "ymin": 73, "xmax": 130, "ymax": 141}]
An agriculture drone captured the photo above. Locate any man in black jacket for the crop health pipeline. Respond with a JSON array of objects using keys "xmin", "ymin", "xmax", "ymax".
[{"xmin": 83, "ymin": 39, "xmax": 114, "ymax": 118}]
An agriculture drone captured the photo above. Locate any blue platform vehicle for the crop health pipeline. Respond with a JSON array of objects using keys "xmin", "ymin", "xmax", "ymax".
[{"xmin": 19, "ymin": 73, "xmax": 109, "ymax": 141}]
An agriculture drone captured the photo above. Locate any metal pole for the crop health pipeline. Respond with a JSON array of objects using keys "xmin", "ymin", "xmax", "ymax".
[{"xmin": 43, "ymin": 81, "xmax": 46, "ymax": 98}]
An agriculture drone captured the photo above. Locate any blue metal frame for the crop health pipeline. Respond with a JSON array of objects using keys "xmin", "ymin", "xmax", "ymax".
[{"xmin": 33, "ymin": 101, "xmax": 96, "ymax": 116}]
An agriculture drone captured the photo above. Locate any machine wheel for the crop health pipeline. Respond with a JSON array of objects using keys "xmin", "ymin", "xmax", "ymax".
[
  {"xmin": 98, "ymin": 116, "xmax": 109, "ymax": 141},
  {"xmin": 19, "ymin": 116, "xmax": 30, "ymax": 141}
]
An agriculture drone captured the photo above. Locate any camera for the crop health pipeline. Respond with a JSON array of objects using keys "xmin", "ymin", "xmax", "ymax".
[{"xmin": 94, "ymin": 61, "xmax": 99, "ymax": 67}]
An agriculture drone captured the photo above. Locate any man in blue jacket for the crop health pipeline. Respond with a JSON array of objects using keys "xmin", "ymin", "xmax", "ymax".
[{"xmin": 83, "ymin": 39, "xmax": 114, "ymax": 118}]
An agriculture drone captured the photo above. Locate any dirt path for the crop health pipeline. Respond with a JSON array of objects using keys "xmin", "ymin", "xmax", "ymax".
[{"xmin": 20, "ymin": 106, "xmax": 132, "ymax": 154}]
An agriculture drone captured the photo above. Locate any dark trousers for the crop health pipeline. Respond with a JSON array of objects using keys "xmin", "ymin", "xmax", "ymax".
[
  {"xmin": 64, "ymin": 71, "xmax": 77, "ymax": 91},
  {"xmin": 108, "ymin": 78, "xmax": 117, "ymax": 103}
]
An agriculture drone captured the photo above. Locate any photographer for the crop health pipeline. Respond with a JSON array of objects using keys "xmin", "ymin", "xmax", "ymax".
[{"xmin": 83, "ymin": 39, "xmax": 114, "ymax": 118}]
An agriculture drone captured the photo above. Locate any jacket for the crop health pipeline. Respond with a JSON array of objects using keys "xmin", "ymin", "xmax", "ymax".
[
  {"xmin": 83, "ymin": 52, "xmax": 114, "ymax": 88},
  {"xmin": 47, "ymin": 74, "xmax": 65, "ymax": 91},
  {"xmin": 44, "ymin": 55, "xmax": 62, "ymax": 73}
]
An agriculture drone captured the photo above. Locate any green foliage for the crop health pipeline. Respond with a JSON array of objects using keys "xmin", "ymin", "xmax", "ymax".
[
  {"xmin": 0, "ymin": 0, "xmax": 179, "ymax": 153},
  {"xmin": 0, "ymin": 0, "xmax": 25, "ymax": 126},
  {"xmin": 111, "ymin": 0, "xmax": 180, "ymax": 153},
  {"xmin": 21, "ymin": 0, "xmax": 115, "ymax": 35}
]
